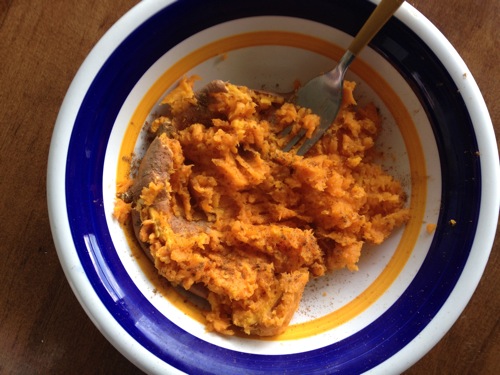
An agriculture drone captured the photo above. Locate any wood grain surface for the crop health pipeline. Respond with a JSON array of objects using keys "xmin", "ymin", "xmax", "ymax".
[{"xmin": 1, "ymin": 1, "xmax": 498, "ymax": 374}]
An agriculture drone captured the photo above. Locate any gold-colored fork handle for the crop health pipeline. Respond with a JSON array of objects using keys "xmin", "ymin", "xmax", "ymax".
[{"xmin": 348, "ymin": 0, "xmax": 405, "ymax": 56}]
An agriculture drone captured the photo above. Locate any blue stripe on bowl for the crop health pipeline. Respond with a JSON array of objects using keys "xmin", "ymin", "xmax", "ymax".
[{"xmin": 65, "ymin": 0, "xmax": 481, "ymax": 373}]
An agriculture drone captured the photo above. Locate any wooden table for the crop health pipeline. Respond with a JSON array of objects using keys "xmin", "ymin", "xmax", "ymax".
[{"xmin": 1, "ymin": 1, "xmax": 498, "ymax": 373}]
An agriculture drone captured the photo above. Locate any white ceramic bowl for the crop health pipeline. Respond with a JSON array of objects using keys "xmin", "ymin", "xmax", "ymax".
[{"xmin": 47, "ymin": 0, "xmax": 499, "ymax": 373}]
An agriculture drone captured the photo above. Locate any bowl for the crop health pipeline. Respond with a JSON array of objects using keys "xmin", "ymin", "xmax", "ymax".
[{"xmin": 47, "ymin": 0, "xmax": 499, "ymax": 373}]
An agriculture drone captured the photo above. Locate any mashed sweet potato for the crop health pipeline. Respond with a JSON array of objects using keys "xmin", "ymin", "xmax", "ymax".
[{"xmin": 115, "ymin": 76, "xmax": 409, "ymax": 336}]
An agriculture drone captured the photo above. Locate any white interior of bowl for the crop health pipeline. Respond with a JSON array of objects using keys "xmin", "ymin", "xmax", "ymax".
[{"xmin": 103, "ymin": 15, "xmax": 440, "ymax": 355}]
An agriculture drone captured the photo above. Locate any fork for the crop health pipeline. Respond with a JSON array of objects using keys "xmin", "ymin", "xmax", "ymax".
[{"xmin": 282, "ymin": 0, "xmax": 405, "ymax": 156}]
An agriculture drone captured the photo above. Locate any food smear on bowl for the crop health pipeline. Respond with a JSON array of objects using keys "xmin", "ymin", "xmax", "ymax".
[
  {"xmin": 426, "ymin": 223, "xmax": 437, "ymax": 234},
  {"xmin": 114, "ymin": 76, "xmax": 410, "ymax": 336}
]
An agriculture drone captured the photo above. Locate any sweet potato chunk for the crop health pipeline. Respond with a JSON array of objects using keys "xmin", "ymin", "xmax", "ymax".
[{"xmin": 114, "ymin": 77, "xmax": 409, "ymax": 336}]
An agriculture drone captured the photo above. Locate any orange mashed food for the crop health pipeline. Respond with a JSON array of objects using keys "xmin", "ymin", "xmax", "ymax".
[{"xmin": 114, "ymin": 76, "xmax": 410, "ymax": 336}]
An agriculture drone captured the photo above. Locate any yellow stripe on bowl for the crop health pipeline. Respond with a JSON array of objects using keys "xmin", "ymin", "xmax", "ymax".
[{"xmin": 117, "ymin": 31, "xmax": 426, "ymax": 340}]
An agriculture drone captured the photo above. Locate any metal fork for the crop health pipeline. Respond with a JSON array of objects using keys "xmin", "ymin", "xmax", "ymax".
[{"xmin": 282, "ymin": 0, "xmax": 404, "ymax": 156}]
